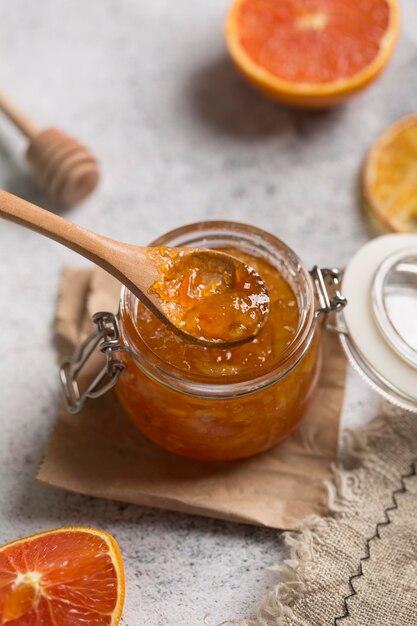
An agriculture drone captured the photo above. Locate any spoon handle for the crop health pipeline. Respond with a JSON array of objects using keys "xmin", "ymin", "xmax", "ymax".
[{"xmin": 0, "ymin": 189, "xmax": 134, "ymax": 278}]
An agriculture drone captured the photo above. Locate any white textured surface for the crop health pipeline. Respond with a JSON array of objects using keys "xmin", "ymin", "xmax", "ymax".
[{"xmin": 0, "ymin": 1, "xmax": 416, "ymax": 624}]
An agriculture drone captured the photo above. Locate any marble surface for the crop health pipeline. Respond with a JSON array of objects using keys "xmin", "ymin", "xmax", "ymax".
[{"xmin": 0, "ymin": 1, "xmax": 416, "ymax": 623}]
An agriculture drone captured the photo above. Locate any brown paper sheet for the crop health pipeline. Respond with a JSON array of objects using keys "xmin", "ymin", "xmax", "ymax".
[{"xmin": 38, "ymin": 268, "xmax": 347, "ymax": 529}]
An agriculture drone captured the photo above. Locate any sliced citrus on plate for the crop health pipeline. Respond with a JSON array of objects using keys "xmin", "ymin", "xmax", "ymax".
[
  {"xmin": 225, "ymin": 0, "xmax": 400, "ymax": 109},
  {"xmin": 363, "ymin": 114, "xmax": 417, "ymax": 233},
  {"xmin": 0, "ymin": 527, "xmax": 124, "ymax": 625}
]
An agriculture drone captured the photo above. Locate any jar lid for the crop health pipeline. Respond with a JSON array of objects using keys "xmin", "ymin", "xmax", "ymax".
[{"xmin": 340, "ymin": 234, "xmax": 417, "ymax": 412}]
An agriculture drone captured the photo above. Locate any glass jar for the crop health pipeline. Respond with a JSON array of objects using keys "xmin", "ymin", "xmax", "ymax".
[
  {"xmin": 115, "ymin": 222, "xmax": 322, "ymax": 461},
  {"xmin": 61, "ymin": 222, "xmax": 344, "ymax": 461}
]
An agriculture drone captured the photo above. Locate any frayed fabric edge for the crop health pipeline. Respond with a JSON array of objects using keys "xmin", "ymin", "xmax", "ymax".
[{"xmin": 226, "ymin": 415, "xmax": 396, "ymax": 626}]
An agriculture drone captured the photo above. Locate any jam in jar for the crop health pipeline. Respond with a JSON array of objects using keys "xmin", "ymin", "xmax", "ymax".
[{"xmin": 115, "ymin": 222, "xmax": 321, "ymax": 461}]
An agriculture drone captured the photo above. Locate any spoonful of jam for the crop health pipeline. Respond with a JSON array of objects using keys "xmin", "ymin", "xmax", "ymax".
[
  {"xmin": 149, "ymin": 247, "xmax": 270, "ymax": 344},
  {"xmin": 0, "ymin": 190, "xmax": 270, "ymax": 346}
]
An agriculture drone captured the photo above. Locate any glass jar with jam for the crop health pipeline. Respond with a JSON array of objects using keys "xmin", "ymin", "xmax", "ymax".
[
  {"xmin": 116, "ymin": 222, "xmax": 323, "ymax": 461},
  {"xmin": 61, "ymin": 224, "xmax": 417, "ymax": 461}
]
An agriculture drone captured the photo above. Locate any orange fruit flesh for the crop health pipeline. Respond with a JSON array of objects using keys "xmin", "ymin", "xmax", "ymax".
[
  {"xmin": 0, "ymin": 528, "xmax": 124, "ymax": 626},
  {"xmin": 236, "ymin": 0, "xmax": 390, "ymax": 84},
  {"xmin": 226, "ymin": 0, "xmax": 400, "ymax": 108}
]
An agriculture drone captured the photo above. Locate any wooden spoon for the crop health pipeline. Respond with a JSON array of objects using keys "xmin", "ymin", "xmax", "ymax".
[{"xmin": 0, "ymin": 190, "xmax": 270, "ymax": 346}]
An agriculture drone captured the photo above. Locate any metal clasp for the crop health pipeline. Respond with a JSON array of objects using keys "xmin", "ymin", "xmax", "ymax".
[
  {"xmin": 310, "ymin": 266, "xmax": 347, "ymax": 322},
  {"xmin": 60, "ymin": 312, "xmax": 125, "ymax": 414}
]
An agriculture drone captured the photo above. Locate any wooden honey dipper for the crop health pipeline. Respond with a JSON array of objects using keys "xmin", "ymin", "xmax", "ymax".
[{"xmin": 0, "ymin": 88, "xmax": 99, "ymax": 206}]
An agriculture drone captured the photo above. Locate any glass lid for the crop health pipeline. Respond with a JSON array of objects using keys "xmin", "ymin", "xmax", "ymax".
[
  {"xmin": 339, "ymin": 234, "xmax": 417, "ymax": 413},
  {"xmin": 372, "ymin": 248, "xmax": 417, "ymax": 370}
]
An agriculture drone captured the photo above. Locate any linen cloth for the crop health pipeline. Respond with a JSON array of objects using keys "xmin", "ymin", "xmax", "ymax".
[{"xmin": 238, "ymin": 405, "xmax": 417, "ymax": 626}]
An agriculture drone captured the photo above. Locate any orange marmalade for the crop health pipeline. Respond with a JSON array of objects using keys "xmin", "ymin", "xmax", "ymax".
[
  {"xmin": 116, "ymin": 223, "xmax": 321, "ymax": 462},
  {"xmin": 148, "ymin": 247, "xmax": 270, "ymax": 344}
]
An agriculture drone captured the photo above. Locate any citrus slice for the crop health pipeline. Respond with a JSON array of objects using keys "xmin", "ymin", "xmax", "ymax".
[
  {"xmin": 363, "ymin": 114, "xmax": 417, "ymax": 233},
  {"xmin": 0, "ymin": 527, "xmax": 124, "ymax": 625},
  {"xmin": 225, "ymin": 0, "xmax": 400, "ymax": 109}
]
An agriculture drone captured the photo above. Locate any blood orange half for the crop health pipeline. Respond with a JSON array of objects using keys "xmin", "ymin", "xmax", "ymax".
[
  {"xmin": 0, "ymin": 527, "xmax": 124, "ymax": 625},
  {"xmin": 226, "ymin": 0, "xmax": 400, "ymax": 109}
]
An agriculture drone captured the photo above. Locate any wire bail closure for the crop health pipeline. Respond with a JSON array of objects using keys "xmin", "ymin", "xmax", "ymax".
[
  {"xmin": 60, "ymin": 312, "xmax": 125, "ymax": 414},
  {"xmin": 310, "ymin": 266, "xmax": 347, "ymax": 319}
]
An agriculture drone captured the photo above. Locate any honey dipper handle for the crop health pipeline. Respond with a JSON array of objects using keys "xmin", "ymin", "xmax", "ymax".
[
  {"xmin": 0, "ymin": 88, "xmax": 39, "ymax": 139},
  {"xmin": 0, "ymin": 190, "xmax": 144, "ymax": 283}
]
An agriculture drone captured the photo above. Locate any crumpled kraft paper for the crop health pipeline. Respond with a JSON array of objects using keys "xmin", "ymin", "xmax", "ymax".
[{"xmin": 37, "ymin": 267, "xmax": 347, "ymax": 529}]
